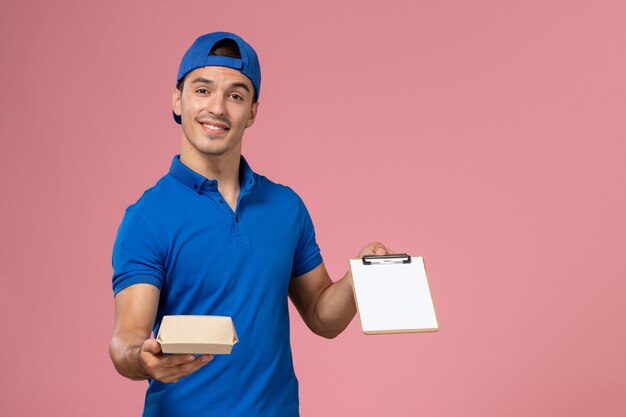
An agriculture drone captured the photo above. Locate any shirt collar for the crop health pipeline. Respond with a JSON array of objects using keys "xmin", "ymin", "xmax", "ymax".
[{"xmin": 169, "ymin": 154, "xmax": 257, "ymax": 194}]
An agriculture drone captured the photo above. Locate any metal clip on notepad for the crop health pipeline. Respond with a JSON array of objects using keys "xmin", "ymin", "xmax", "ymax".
[{"xmin": 362, "ymin": 254, "xmax": 412, "ymax": 265}]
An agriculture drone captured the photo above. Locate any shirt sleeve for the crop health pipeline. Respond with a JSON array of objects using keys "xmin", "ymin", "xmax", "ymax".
[
  {"xmin": 291, "ymin": 195, "xmax": 323, "ymax": 278},
  {"xmin": 112, "ymin": 208, "xmax": 165, "ymax": 295}
]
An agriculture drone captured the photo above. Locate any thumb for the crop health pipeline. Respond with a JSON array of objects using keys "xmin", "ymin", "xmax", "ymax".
[
  {"xmin": 142, "ymin": 339, "xmax": 162, "ymax": 354},
  {"xmin": 373, "ymin": 244, "xmax": 387, "ymax": 255}
]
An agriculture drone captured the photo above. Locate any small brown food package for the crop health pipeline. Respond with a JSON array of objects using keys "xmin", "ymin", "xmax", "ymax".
[{"xmin": 157, "ymin": 315, "xmax": 239, "ymax": 355}]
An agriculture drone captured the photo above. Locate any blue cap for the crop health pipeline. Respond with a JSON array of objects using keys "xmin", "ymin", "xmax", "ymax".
[{"xmin": 173, "ymin": 32, "xmax": 261, "ymax": 124}]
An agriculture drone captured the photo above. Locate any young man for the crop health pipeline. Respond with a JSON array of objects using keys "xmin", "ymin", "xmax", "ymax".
[{"xmin": 110, "ymin": 32, "xmax": 389, "ymax": 417}]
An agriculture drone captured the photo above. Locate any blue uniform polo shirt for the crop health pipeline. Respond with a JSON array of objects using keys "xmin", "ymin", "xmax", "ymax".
[{"xmin": 112, "ymin": 155, "xmax": 323, "ymax": 417}]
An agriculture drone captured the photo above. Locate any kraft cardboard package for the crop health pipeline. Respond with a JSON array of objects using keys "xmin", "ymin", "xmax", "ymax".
[{"xmin": 157, "ymin": 315, "xmax": 238, "ymax": 354}]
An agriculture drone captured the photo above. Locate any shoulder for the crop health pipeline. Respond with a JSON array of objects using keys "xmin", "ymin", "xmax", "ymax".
[
  {"xmin": 120, "ymin": 174, "xmax": 182, "ymax": 223},
  {"xmin": 253, "ymin": 174, "xmax": 307, "ymax": 209},
  {"xmin": 252, "ymin": 175, "xmax": 317, "ymax": 233}
]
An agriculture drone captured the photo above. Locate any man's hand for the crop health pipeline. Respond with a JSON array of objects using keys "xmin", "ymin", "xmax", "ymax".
[
  {"xmin": 356, "ymin": 241, "xmax": 394, "ymax": 259},
  {"xmin": 138, "ymin": 339, "xmax": 213, "ymax": 384},
  {"xmin": 110, "ymin": 284, "xmax": 213, "ymax": 384}
]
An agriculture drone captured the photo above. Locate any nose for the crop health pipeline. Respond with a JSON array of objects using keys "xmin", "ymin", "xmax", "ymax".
[{"xmin": 207, "ymin": 94, "xmax": 226, "ymax": 116}]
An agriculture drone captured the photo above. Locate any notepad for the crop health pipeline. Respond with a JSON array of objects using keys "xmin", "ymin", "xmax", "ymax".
[{"xmin": 349, "ymin": 254, "xmax": 439, "ymax": 334}]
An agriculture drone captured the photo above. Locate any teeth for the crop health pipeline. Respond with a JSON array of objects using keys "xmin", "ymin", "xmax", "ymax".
[{"xmin": 203, "ymin": 123, "xmax": 224, "ymax": 131}]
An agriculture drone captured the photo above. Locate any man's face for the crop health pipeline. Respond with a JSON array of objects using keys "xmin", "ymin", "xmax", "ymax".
[{"xmin": 173, "ymin": 66, "xmax": 258, "ymax": 158}]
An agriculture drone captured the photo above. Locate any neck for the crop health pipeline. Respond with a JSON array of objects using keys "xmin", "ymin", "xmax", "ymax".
[{"xmin": 179, "ymin": 145, "xmax": 242, "ymax": 201}]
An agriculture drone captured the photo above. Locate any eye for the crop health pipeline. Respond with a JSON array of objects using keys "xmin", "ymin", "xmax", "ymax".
[
  {"xmin": 229, "ymin": 93, "xmax": 244, "ymax": 101},
  {"xmin": 196, "ymin": 88, "xmax": 209, "ymax": 95}
]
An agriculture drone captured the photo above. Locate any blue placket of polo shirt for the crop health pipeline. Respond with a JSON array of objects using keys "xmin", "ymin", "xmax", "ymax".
[
  {"xmin": 203, "ymin": 177, "xmax": 255, "ymax": 248},
  {"xmin": 233, "ymin": 176, "xmax": 255, "ymax": 247}
]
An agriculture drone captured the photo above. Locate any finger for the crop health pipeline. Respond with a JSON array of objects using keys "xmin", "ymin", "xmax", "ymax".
[
  {"xmin": 374, "ymin": 247, "xmax": 386, "ymax": 255},
  {"xmin": 357, "ymin": 242, "xmax": 384, "ymax": 258},
  {"xmin": 181, "ymin": 355, "xmax": 213, "ymax": 370},
  {"xmin": 372, "ymin": 242, "xmax": 387, "ymax": 255},
  {"xmin": 165, "ymin": 353, "xmax": 215, "ymax": 368},
  {"xmin": 141, "ymin": 339, "xmax": 162, "ymax": 354},
  {"xmin": 165, "ymin": 355, "xmax": 214, "ymax": 380},
  {"xmin": 138, "ymin": 341, "xmax": 162, "ymax": 379},
  {"xmin": 161, "ymin": 353, "xmax": 200, "ymax": 368}
]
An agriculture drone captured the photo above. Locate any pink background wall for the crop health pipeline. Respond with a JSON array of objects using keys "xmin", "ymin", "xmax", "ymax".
[{"xmin": 1, "ymin": 1, "xmax": 625, "ymax": 416}]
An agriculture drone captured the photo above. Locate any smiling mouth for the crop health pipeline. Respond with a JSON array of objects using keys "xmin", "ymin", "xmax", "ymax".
[{"xmin": 200, "ymin": 121, "xmax": 230, "ymax": 133}]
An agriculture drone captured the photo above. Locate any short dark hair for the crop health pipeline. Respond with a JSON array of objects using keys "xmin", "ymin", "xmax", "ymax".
[
  {"xmin": 210, "ymin": 39, "xmax": 242, "ymax": 59},
  {"xmin": 176, "ymin": 39, "xmax": 257, "ymax": 101}
]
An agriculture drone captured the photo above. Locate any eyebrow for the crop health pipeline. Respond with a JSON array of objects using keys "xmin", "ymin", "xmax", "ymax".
[{"xmin": 190, "ymin": 77, "xmax": 251, "ymax": 93}]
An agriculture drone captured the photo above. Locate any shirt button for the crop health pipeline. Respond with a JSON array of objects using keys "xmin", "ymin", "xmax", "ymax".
[
  {"xmin": 193, "ymin": 184, "xmax": 198, "ymax": 189},
  {"xmin": 219, "ymin": 200, "xmax": 223, "ymax": 204},
  {"xmin": 235, "ymin": 217, "xmax": 239, "ymax": 222}
]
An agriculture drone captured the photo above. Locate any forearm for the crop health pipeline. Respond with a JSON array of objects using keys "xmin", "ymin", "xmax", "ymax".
[
  {"xmin": 109, "ymin": 330, "xmax": 150, "ymax": 380},
  {"xmin": 290, "ymin": 243, "xmax": 389, "ymax": 339},
  {"xmin": 313, "ymin": 271, "xmax": 357, "ymax": 338}
]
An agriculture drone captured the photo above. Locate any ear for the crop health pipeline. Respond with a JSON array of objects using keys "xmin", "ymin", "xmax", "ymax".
[
  {"xmin": 172, "ymin": 88, "xmax": 182, "ymax": 118},
  {"xmin": 246, "ymin": 101, "xmax": 259, "ymax": 128}
]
